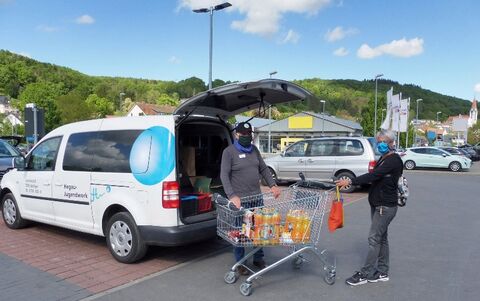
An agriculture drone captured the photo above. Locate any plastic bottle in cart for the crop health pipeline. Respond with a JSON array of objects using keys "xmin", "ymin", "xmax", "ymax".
[
  {"xmin": 263, "ymin": 210, "xmax": 272, "ymax": 245},
  {"xmin": 303, "ymin": 212, "xmax": 311, "ymax": 241},
  {"xmin": 299, "ymin": 211, "xmax": 311, "ymax": 242},
  {"xmin": 253, "ymin": 210, "xmax": 263, "ymax": 245},
  {"xmin": 293, "ymin": 210, "xmax": 303, "ymax": 243},
  {"xmin": 272, "ymin": 210, "xmax": 280, "ymax": 244}
]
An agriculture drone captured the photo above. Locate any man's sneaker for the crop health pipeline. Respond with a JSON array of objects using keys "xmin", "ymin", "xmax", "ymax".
[
  {"xmin": 253, "ymin": 259, "xmax": 266, "ymax": 269},
  {"xmin": 345, "ymin": 271, "xmax": 368, "ymax": 286},
  {"xmin": 367, "ymin": 271, "xmax": 389, "ymax": 283}
]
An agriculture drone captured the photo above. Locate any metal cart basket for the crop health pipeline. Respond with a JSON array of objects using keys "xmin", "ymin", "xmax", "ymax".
[{"xmin": 215, "ymin": 180, "xmax": 336, "ymax": 296}]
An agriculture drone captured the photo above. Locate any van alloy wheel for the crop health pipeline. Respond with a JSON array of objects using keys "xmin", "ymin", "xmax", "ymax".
[
  {"xmin": 3, "ymin": 198, "xmax": 17, "ymax": 225},
  {"xmin": 109, "ymin": 221, "xmax": 133, "ymax": 257}
]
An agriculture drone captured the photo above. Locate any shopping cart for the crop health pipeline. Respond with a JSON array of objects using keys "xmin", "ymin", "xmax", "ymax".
[{"xmin": 214, "ymin": 179, "xmax": 336, "ymax": 296}]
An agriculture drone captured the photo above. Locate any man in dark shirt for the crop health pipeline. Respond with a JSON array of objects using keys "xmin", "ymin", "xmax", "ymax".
[
  {"xmin": 220, "ymin": 122, "xmax": 280, "ymax": 275},
  {"xmin": 336, "ymin": 130, "xmax": 403, "ymax": 286}
]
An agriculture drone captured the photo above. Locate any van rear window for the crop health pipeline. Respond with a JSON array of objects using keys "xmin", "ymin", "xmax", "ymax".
[{"xmin": 63, "ymin": 130, "xmax": 142, "ymax": 173}]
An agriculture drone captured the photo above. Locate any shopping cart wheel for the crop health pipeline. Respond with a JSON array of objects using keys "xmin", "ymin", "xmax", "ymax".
[
  {"xmin": 324, "ymin": 272, "xmax": 336, "ymax": 285},
  {"xmin": 239, "ymin": 282, "xmax": 253, "ymax": 296},
  {"xmin": 224, "ymin": 271, "xmax": 237, "ymax": 284},
  {"xmin": 292, "ymin": 256, "xmax": 304, "ymax": 269}
]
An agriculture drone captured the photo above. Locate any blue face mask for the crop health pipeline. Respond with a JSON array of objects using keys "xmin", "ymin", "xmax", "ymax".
[{"xmin": 377, "ymin": 142, "xmax": 390, "ymax": 155}]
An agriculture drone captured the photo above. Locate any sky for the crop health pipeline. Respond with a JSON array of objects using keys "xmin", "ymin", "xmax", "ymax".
[{"xmin": 1, "ymin": 0, "xmax": 479, "ymax": 101}]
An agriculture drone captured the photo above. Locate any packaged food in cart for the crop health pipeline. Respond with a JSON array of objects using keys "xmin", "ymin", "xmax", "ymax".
[{"xmin": 214, "ymin": 179, "xmax": 337, "ymax": 296}]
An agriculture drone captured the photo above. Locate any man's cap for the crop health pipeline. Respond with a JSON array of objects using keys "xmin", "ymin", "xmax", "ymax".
[{"xmin": 235, "ymin": 122, "xmax": 253, "ymax": 134}]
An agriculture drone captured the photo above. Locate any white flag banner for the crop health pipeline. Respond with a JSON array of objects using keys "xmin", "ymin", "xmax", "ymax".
[
  {"xmin": 399, "ymin": 97, "xmax": 410, "ymax": 132},
  {"xmin": 380, "ymin": 87, "xmax": 394, "ymax": 130},
  {"xmin": 391, "ymin": 93, "xmax": 401, "ymax": 131}
]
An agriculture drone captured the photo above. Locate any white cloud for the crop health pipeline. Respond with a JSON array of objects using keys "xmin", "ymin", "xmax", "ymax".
[
  {"xmin": 357, "ymin": 37, "xmax": 424, "ymax": 59},
  {"xmin": 76, "ymin": 14, "xmax": 95, "ymax": 25},
  {"xmin": 36, "ymin": 25, "xmax": 60, "ymax": 32},
  {"xmin": 324, "ymin": 26, "xmax": 358, "ymax": 42},
  {"xmin": 281, "ymin": 30, "xmax": 300, "ymax": 44},
  {"xmin": 169, "ymin": 56, "xmax": 181, "ymax": 64},
  {"xmin": 474, "ymin": 83, "xmax": 480, "ymax": 93},
  {"xmin": 333, "ymin": 47, "xmax": 348, "ymax": 56},
  {"xmin": 179, "ymin": 0, "xmax": 331, "ymax": 36}
]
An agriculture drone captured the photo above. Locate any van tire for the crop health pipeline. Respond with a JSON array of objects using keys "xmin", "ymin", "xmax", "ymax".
[
  {"xmin": 336, "ymin": 172, "xmax": 356, "ymax": 193},
  {"xmin": 106, "ymin": 212, "xmax": 148, "ymax": 263},
  {"xmin": 261, "ymin": 168, "xmax": 278, "ymax": 186},
  {"xmin": 2, "ymin": 193, "xmax": 29, "ymax": 229}
]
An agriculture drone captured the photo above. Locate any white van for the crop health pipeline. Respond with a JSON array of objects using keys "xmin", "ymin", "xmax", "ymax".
[{"xmin": 0, "ymin": 79, "xmax": 313, "ymax": 263}]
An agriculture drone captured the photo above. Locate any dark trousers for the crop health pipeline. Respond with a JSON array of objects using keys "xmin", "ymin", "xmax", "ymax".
[{"xmin": 361, "ymin": 205, "xmax": 397, "ymax": 277}]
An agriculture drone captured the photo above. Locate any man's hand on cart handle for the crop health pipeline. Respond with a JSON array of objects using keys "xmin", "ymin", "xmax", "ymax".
[
  {"xmin": 230, "ymin": 196, "xmax": 241, "ymax": 209},
  {"xmin": 271, "ymin": 185, "xmax": 281, "ymax": 199},
  {"xmin": 335, "ymin": 178, "xmax": 351, "ymax": 188}
]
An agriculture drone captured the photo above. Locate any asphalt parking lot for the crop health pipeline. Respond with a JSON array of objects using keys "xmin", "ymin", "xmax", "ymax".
[{"xmin": 1, "ymin": 163, "xmax": 479, "ymax": 301}]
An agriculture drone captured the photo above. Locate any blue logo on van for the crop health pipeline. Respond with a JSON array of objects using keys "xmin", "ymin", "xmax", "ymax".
[{"xmin": 130, "ymin": 126, "xmax": 175, "ymax": 186}]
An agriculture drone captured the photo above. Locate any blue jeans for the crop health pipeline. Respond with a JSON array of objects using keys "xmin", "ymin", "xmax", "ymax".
[
  {"xmin": 234, "ymin": 195, "xmax": 264, "ymax": 262},
  {"xmin": 361, "ymin": 205, "xmax": 397, "ymax": 277},
  {"xmin": 234, "ymin": 246, "xmax": 264, "ymax": 262}
]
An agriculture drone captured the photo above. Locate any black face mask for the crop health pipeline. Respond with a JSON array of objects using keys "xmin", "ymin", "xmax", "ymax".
[{"xmin": 238, "ymin": 135, "xmax": 252, "ymax": 147}]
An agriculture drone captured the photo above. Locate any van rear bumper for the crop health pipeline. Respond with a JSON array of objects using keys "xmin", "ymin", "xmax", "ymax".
[{"xmin": 138, "ymin": 219, "xmax": 217, "ymax": 246}]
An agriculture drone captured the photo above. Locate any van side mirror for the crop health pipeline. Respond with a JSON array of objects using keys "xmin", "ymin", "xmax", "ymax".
[
  {"xmin": 281, "ymin": 150, "xmax": 285, "ymax": 157},
  {"xmin": 13, "ymin": 156, "xmax": 25, "ymax": 170}
]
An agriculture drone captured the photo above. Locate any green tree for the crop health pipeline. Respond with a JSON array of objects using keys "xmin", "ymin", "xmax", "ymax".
[
  {"xmin": 17, "ymin": 81, "xmax": 65, "ymax": 131},
  {"xmin": 56, "ymin": 91, "xmax": 95, "ymax": 125},
  {"xmin": 467, "ymin": 123, "xmax": 480, "ymax": 144},
  {"xmin": 85, "ymin": 93, "xmax": 115, "ymax": 118}
]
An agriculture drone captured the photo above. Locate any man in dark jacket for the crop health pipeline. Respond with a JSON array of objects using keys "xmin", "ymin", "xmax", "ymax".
[
  {"xmin": 336, "ymin": 130, "xmax": 403, "ymax": 286},
  {"xmin": 220, "ymin": 122, "xmax": 280, "ymax": 275}
]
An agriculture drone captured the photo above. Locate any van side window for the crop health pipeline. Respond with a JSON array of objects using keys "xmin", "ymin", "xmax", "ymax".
[
  {"xmin": 63, "ymin": 132, "xmax": 99, "ymax": 171},
  {"xmin": 336, "ymin": 139, "xmax": 364, "ymax": 156},
  {"xmin": 308, "ymin": 140, "xmax": 335, "ymax": 156},
  {"xmin": 27, "ymin": 137, "xmax": 62, "ymax": 171},
  {"xmin": 63, "ymin": 130, "xmax": 142, "ymax": 173},
  {"xmin": 285, "ymin": 141, "xmax": 307, "ymax": 157}
]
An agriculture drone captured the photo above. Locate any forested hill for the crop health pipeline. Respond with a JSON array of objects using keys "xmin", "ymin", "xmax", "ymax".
[{"xmin": 0, "ymin": 50, "xmax": 472, "ymax": 135}]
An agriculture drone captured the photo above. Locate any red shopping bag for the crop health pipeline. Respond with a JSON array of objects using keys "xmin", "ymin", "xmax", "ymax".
[{"xmin": 328, "ymin": 186, "xmax": 344, "ymax": 232}]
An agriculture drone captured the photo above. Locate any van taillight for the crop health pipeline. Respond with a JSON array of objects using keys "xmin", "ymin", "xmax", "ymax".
[
  {"xmin": 162, "ymin": 181, "xmax": 179, "ymax": 208},
  {"xmin": 368, "ymin": 161, "xmax": 376, "ymax": 173}
]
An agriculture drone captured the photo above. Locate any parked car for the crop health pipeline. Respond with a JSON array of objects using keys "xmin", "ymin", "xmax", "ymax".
[
  {"xmin": 402, "ymin": 147, "xmax": 471, "ymax": 172},
  {"xmin": 458, "ymin": 144, "xmax": 480, "ymax": 161},
  {"xmin": 0, "ymin": 138, "xmax": 23, "ymax": 183},
  {"xmin": 0, "ymin": 79, "xmax": 312, "ymax": 263},
  {"xmin": 264, "ymin": 136, "xmax": 379, "ymax": 193},
  {"xmin": 438, "ymin": 147, "xmax": 469, "ymax": 158}
]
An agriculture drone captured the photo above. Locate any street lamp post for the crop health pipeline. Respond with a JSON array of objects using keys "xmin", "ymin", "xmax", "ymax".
[
  {"xmin": 415, "ymin": 99, "xmax": 423, "ymax": 146},
  {"xmin": 436, "ymin": 111, "xmax": 442, "ymax": 123},
  {"xmin": 374, "ymin": 74, "xmax": 384, "ymax": 136},
  {"xmin": 269, "ymin": 71, "xmax": 277, "ymax": 78},
  {"xmin": 320, "ymin": 100, "xmax": 326, "ymax": 136},
  {"xmin": 193, "ymin": 2, "xmax": 232, "ymax": 90}
]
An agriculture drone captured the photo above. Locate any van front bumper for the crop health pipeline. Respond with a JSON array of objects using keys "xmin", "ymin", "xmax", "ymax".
[{"xmin": 138, "ymin": 218, "xmax": 217, "ymax": 246}]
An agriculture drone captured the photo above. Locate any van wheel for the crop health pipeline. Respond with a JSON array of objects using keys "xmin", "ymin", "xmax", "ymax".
[
  {"xmin": 336, "ymin": 172, "xmax": 355, "ymax": 193},
  {"xmin": 106, "ymin": 212, "xmax": 148, "ymax": 263},
  {"xmin": 2, "ymin": 193, "xmax": 28, "ymax": 229},
  {"xmin": 261, "ymin": 168, "xmax": 278, "ymax": 186}
]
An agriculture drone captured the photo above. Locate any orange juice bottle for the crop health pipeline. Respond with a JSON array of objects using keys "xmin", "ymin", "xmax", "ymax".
[
  {"xmin": 272, "ymin": 210, "xmax": 280, "ymax": 245},
  {"xmin": 303, "ymin": 212, "xmax": 311, "ymax": 241},
  {"xmin": 253, "ymin": 210, "xmax": 263, "ymax": 245},
  {"xmin": 263, "ymin": 211, "xmax": 272, "ymax": 245}
]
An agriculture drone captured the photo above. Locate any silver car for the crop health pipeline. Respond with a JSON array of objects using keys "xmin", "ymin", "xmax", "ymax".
[{"xmin": 264, "ymin": 137, "xmax": 379, "ymax": 192}]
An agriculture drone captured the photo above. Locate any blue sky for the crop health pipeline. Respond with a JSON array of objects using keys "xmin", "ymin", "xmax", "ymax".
[{"xmin": 1, "ymin": 0, "xmax": 479, "ymax": 101}]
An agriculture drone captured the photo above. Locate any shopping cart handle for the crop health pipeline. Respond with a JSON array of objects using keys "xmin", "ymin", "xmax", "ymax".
[{"xmin": 213, "ymin": 193, "xmax": 242, "ymax": 211}]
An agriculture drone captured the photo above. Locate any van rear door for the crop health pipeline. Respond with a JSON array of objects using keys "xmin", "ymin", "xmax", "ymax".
[{"xmin": 174, "ymin": 79, "xmax": 315, "ymax": 119}]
